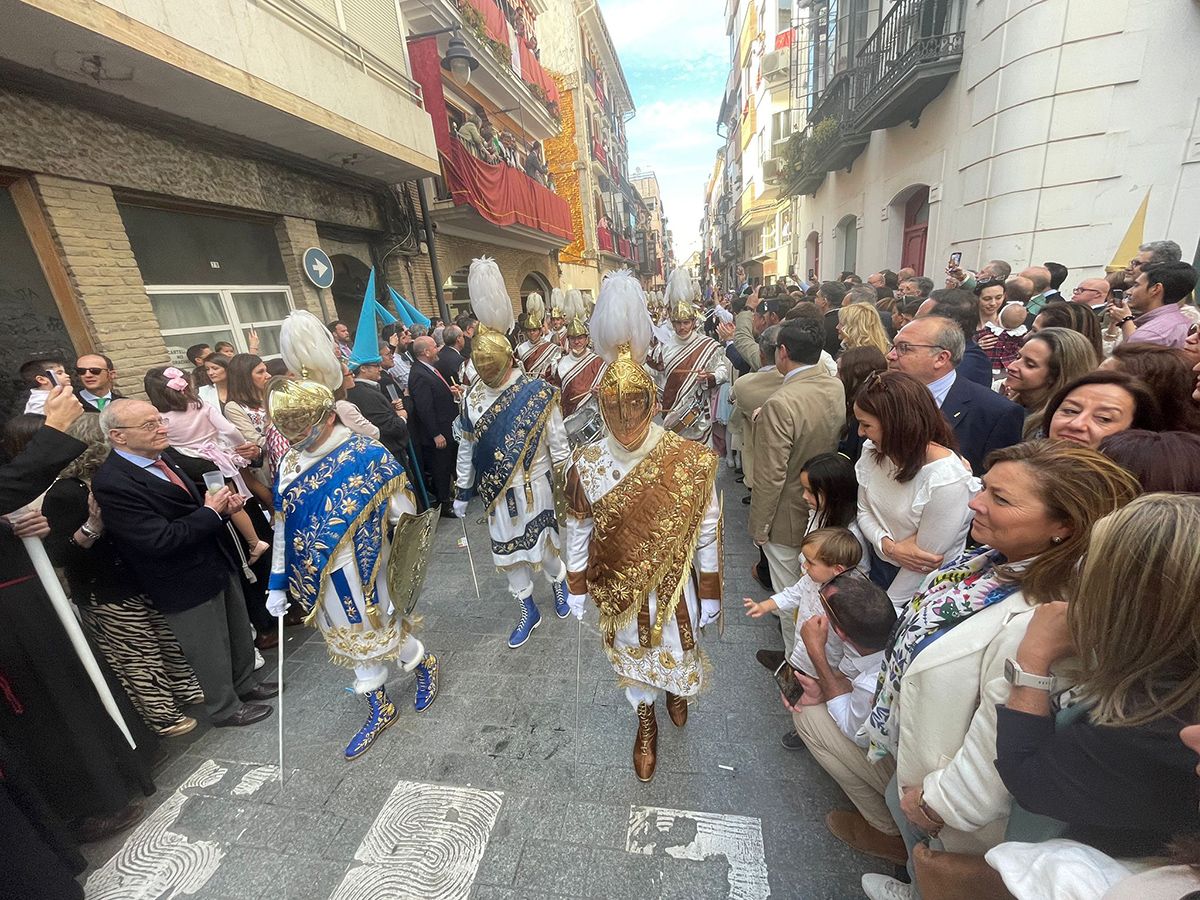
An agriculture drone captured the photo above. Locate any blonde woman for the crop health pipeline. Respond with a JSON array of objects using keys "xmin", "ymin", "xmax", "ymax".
[
  {"xmin": 1001, "ymin": 327, "xmax": 1098, "ymax": 438},
  {"xmin": 995, "ymin": 493, "xmax": 1200, "ymax": 859},
  {"xmin": 838, "ymin": 303, "xmax": 891, "ymax": 356}
]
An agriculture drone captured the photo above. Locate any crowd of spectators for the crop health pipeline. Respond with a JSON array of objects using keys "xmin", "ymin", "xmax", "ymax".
[{"xmin": 720, "ymin": 240, "xmax": 1200, "ymax": 898}]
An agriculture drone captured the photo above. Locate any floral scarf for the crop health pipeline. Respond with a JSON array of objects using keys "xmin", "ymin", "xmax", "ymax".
[{"xmin": 866, "ymin": 547, "xmax": 1023, "ymax": 761}]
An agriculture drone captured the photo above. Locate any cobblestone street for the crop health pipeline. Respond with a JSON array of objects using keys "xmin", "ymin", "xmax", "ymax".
[{"xmin": 80, "ymin": 465, "xmax": 888, "ymax": 899}]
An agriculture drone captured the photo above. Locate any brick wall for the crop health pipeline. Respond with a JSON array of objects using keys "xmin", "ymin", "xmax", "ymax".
[
  {"xmin": 31, "ymin": 175, "xmax": 168, "ymax": 395},
  {"xmin": 434, "ymin": 234, "xmax": 560, "ymax": 317},
  {"xmin": 275, "ymin": 216, "xmax": 335, "ymax": 320}
]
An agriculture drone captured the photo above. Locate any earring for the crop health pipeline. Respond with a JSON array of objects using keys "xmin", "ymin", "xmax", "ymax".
[{"xmin": 1050, "ymin": 536, "xmax": 1064, "ymax": 545}]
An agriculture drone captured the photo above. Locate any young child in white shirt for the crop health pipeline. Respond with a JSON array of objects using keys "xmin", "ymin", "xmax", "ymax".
[
  {"xmin": 20, "ymin": 359, "xmax": 68, "ymax": 414},
  {"xmin": 744, "ymin": 527, "xmax": 864, "ymax": 676}
]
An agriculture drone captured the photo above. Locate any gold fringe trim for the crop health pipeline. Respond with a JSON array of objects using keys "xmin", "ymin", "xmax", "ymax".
[{"xmin": 477, "ymin": 390, "xmax": 560, "ymax": 525}]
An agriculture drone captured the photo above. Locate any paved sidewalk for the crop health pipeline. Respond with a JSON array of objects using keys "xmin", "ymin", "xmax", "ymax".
[{"xmin": 81, "ymin": 463, "xmax": 890, "ymax": 899}]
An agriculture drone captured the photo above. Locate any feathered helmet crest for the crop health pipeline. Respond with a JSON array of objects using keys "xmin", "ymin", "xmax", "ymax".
[
  {"xmin": 591, "ymin": 270, "xmax": 657, "ymax": 450},
  {"xmin": 467, "ymin": 257, "xmax": 516, "ymax": 388},
  {"xmin": 664, "ymin": 267, "xmax": 699, "ymax": 321}
]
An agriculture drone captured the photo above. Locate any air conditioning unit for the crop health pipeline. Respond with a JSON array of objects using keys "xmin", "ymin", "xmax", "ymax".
[
  {"xmin": 762, "ymin": 157, "xmax": 783, "ymax": 182},
  {"xmin": 762, "ymin": 48, "xmax": 790, "ymax": 82}
]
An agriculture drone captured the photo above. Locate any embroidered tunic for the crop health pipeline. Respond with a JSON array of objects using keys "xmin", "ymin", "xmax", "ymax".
[
  {"xmin": 564, "ymin": 426, "xmax": 723, "ymax": 696},
  {"xmin": 269, "ymin": 426, "xmax": 417, "ymax": 668},
  {"xmin": 455, "ymin": 370, "xmax": 571, "ymax": 570},
  {"xmin": 515, "ymin": 334, "xmax": 562, "ymax": 384}
]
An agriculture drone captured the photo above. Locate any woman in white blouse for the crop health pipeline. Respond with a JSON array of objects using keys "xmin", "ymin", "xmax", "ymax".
[{"xmin": 852, "ymin": 371, "xmax": 978, "ymax": 610}]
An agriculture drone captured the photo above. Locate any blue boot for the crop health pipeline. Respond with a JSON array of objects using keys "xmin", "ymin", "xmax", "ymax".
[
  {"xmin": 508, "ymin": 594, "xmax": 541, "ymax": 649},
  {"xmin": 552, "ymin": 579, "xmax": 570, "ymax": 619},
  {"xmin": 414, "ymin": 653, "xmax": 439, "ymax": 712},
  {"xmin": 344, "ymin": 686, "xmax": 398, "ymax": 760}
]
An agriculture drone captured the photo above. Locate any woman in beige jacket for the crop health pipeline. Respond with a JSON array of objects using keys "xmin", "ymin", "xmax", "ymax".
[{"xmin": 858, "ymin": 442, "xmax": 1139, "ymax": 900}]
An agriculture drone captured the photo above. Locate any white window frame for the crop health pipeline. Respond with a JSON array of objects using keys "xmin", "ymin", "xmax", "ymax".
[{"xmin": 145, "ymin": 284, "xmax": 296, "ymax": 360}]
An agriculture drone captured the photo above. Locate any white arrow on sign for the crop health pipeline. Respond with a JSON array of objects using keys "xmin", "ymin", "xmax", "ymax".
[{"xmin": 310, "ymin": 257, "xmax": 329, "ymax": 280}]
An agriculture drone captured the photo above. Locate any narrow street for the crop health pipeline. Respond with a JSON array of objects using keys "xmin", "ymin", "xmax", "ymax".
[{"xmin": 80, "ymin": 463, "xmax": 887, "ymax": 899}]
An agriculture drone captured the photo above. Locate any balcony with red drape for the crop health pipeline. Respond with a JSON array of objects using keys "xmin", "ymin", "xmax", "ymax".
[{"xmin": 408, "ymin": 36, "xmax": 572, "ymax": 243}]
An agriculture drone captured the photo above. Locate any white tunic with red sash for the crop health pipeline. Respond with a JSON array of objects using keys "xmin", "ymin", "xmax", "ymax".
[{"xmin": 649, "ymin": 331, "xmax": 729, "ymax": 443}]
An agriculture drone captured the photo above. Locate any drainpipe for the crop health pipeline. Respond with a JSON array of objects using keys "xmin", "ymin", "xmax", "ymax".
[{"xmin": 416, "ymin": 178, "xmax": 451, "ymax": 323}]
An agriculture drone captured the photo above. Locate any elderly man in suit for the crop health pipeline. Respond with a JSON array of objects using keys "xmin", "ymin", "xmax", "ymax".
[
  {"xmin": 409, "ymin": 335, "xmax": 461, "ymax": 517},
  {"xmin": 435, "ymin": 325, "xmax": 467, "ymax": 386},
  {"xmin": 750, "ymin": 318, "xmax": 846, "ymax": 635},
  {"xmin": 886, "ymin": 316, "xmax": 1025, "ymax": 475},
  {"xmin": 92, "ymin": 399, "xmax": 276, "ymax": 728}
]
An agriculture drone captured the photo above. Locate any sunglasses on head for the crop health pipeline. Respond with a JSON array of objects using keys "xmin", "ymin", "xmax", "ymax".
[{"xmin": 75, "ymin": 367, "xmax": 109, "ymax": 376}]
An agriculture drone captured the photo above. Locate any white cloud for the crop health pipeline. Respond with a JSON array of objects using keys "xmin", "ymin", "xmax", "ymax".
[{"xmin": 599, "ymin": 0, "xmax": 727, "ymax": 258}]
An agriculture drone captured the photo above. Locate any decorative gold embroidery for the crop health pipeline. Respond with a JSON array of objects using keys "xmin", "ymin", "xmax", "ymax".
[{"xmin": 607, "ymin": 645, "xmax": 710, "ymax": 697}]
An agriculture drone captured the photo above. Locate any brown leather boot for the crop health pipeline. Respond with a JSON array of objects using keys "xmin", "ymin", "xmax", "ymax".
[
  {"xmin": 633, "ymin": 701, "xmax": 658, "ymax": 782},
  {"xmin": 665, "ymin": 691, "xmax": 688, "ymax": 727},
  {"xmin": 824, "ymin": 809, "xmax": 909, "ymax": 865}
]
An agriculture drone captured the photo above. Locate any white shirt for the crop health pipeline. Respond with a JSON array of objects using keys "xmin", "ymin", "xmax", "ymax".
[
  {"xmin": 80, "ymin": 388, "xmax": 115, "ymax": 406},
  {"xmin": 781, "ymin": 362, "xmax": 817, "ymax": 382},
  {"xmin": 927, "ymin": 369, "xmax": 957, "ymax": 408},
  {"xmin": 828, "ymin": 647, "xmax": 885, "ymax": 747}
]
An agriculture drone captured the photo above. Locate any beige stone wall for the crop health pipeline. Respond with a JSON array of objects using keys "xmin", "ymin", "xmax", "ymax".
[
  {"xmin": 30, "ymin": 175, "xmax": 168, "ymax": 396},
  {"xmin": 275, "ymin": 217, "xmax": 335, "ymax": 320},
  {"xmin": 433, "ymin": 234, "xmax": 560, "ymax": 316}
]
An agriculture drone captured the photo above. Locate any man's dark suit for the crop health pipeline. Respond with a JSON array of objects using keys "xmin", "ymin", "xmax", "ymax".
[
  {"xmin": 823, "ymin": 307, "xmax": 842, "ymax": 357},
  {"xmin": 346, "ymin": 379, "xmax": 410, "ymax": 460},
  {"xmin": 435, "ymin": 345, "xmax": 465, "ymax": 386},
  {"xmin": 408, "ymin": 361, "xmax": 459, "ymax": 509},
  {"xmin": 958, "ymin": 341, "xmax": 995, "ymax": 388},
  {"xmin": 940, "ymin": 373, "xmax": 1026, "ymax": 475},
  {"xmin": 92, "ymin": 451, "xmax": 261, "ymax": 721},
  {"xmin": 74, "ymin": 388, "xmax": 125, "ymax": 414}
]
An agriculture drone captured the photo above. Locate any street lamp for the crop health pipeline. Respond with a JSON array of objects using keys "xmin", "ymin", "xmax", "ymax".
[{"xmin": 440, "ymin": 32, "xmax": 478, "ymax": 86}]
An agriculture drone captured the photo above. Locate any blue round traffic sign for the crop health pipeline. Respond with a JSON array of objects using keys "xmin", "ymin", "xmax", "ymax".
[{"xmin": 303, "ymin": 247, "xmax": 335, "ymax": 289}]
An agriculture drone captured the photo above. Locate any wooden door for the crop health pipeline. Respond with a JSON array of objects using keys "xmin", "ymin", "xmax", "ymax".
[{"xmin": 902, "ymin": 187, "xmax": 930, "ymax": 275}]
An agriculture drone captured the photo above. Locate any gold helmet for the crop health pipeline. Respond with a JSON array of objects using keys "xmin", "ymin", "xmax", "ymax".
[
  {"xmin": 522, "ymin": 291, "xmax": 546, "ymax": 330},
  {"xmin": 565, "ymin": 316, "xmax": 589, "ymax": 337},
  {"xmin": 665, "ymin": 267, "xmax": 699, "ymax": 322},
  {"xmin": 267, "ymin": 377, "xmax": 334, "ymax": 445},
  {"xmin": 562, "ymin": 287, "xmax": 588, "ymax": 338},
  {"xmin": 591, "ymin": 270, "xmax": 656, "ymax": 451},
  {"xmin": 549, "ymin": 286, "xmax": 565, "ymax": 321},
  {"xmin": 467, "ymin": 257, "xmax": 516, "ymax": 388}
]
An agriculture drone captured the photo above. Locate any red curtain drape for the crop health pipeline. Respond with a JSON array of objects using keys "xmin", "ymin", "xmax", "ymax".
[
  {"xmin": 464, "ymin": 0, "xmax": 510, "ymax": 46},
  {"xmin": 441, "ymin": 142, "xmax": 572, "ymax": 240}
]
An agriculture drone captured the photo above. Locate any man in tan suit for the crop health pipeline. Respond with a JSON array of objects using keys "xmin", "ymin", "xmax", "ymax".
[
  {"xmin": 730, "ymin": 324, "xmax": 784, "ymax": 491},
  {"xmin": 749, "ymin": 317, "xmax": 845, "ymax": 655}
]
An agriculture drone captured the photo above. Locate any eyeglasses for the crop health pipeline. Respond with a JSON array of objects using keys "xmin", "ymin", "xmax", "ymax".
[
  {"xmin": 888, "ymin": 341, "xmax": 945, "ymax": 356},
  {"xmin": 1071, "ymin": 287, "xmax": 1101, "ymax": 295},
  {"xmin": 112, "ymin": 417, "xmax": 168, "ymax": 432},
  {"xmin": 75, "ymin": 367, "xmax": 110, "ymax": 376},
  {"xmin": 1188, "ymin": 323, "xmax": 1199, "ymax": 338}
]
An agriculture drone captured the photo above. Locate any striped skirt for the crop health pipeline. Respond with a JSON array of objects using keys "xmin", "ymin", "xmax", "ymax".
[{"xmin": 77, "ymin": 596, "xmax": 204, "ymax": 733}]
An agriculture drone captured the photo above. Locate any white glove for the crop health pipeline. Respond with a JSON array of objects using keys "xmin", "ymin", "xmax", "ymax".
[
  {"xmin": 567, "ymin": 592, "xmax": 589, "ymax": 621},
  {"xmin": 267, "ymin": 589, "xmax": 290, "ymax": 617},
  {"xmin": 452, "ymin": 499, "xmax": 469, "ymax": 518},
  {"xmin": 699, "ymin": 598, "xmax": 721, "ymax": 628}
]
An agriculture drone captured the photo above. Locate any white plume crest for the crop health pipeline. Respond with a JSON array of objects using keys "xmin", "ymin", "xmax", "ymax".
[
  {"xmin": 467, "ymin": 257, "xmax": 515, "ymax": 333},
  {"xmin": 550, "ymin": 287, "xmax": 565, "ymax": 310},
  {"xmin": 590, "ymin": 270, "xmax": 652, "ymax": 364},
  {"xmin": 562, "ymin": 288, "xmax": 585, "ymax": 322},
  {"xmin": 525, "ymin": 291, "xmax": 545, "ymax": 321},
  {"xmin": 664, "ymin": 267, "xmax": 697, "ymax": 306},
  {"xmin": 280, "ymin": 309, "xmax": 342, "ymax": 391}
]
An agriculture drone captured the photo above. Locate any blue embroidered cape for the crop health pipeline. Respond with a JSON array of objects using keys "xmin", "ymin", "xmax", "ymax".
[
  {"xmin": 275, "ymin": 434, "xmax": 405, "ymax": 625},
  {"xmin": 458, "ymin": 375, "xmax": 558, "ymax": 513}
]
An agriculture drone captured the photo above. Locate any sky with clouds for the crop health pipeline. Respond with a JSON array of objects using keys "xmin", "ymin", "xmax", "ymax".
[{"xmin": 599, "ymin": 0, "xmax": 728, "ymax": 260}]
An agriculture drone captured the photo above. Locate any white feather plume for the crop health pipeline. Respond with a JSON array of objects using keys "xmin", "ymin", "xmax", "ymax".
[
  {"xmin": 590, "ymin": 270, "xmax": 652, "ymax": 364},
  {"xmin": 562, "ymin": 288, "xmax": 585, "ymax": 322},
  {"xmin": 550, "ymin": 287, "xmax": 565, "ymax": 311},
  {"xmin": 664, "ymin": 267, "xmax": 697, "ymax": 306},
  {"xmin": 280, "ymin": 309, "xmax": 342, "ymax": 391},
  {"xmin": 525, "ymin": 291, "xmax": 545, "ymax": 322},
  {"xmin": 467, "ymin": 257, "xmax": 515, "ymax": 333}
]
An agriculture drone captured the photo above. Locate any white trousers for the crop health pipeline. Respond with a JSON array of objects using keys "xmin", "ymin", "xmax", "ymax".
[{"xmin": 352, "ymin": 634, "xmax": 425, "ymax": 694}]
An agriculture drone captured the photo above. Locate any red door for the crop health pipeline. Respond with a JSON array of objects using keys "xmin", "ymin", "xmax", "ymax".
[{"xmin": 901, "ymin": 187, "xmax": 929, "ymax": 275}]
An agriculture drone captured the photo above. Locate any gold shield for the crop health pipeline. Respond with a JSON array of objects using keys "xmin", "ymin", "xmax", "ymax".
[{"xmin": 386, "ymin": 506, "xmax": 439, "ymax": 615}]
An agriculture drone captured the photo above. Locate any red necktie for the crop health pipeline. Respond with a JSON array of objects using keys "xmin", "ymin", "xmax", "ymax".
[{"xmin": 150, "ymin": 458, "xmax": 190, "ymax": 493}]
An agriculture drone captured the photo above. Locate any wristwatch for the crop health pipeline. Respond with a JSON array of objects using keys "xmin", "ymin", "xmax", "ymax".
[
  {"xmin": 1117, "ymin": 315, "xmax": 1136, "ymax": 325},
  {"xmin": 1004, "ymin": 657, "xmax": 1056, "ymax": 692}
]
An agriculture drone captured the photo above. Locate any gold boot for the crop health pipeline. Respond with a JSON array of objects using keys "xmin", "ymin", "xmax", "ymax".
[
  {"xmin": 633, "ymin": 701, "xmax": 658, "ymax": 782},
  {"xmin": 665, "ymin": 691, "xmax": 688, "ymax": 727}
]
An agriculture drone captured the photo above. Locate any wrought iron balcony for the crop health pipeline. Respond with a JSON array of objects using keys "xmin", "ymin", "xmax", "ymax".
[
  {"xmin": 852, "ymin": 0, "xmax": 966, "ymax": 131},
  {"xmin": 784, "ymin": 71, "xmax": 869, "ymax": 196}
]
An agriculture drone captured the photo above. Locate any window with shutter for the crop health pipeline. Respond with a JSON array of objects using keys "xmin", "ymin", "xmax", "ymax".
[{"xmin": 339, "ymin": 0, "xmax": 408, "ymax": 74}]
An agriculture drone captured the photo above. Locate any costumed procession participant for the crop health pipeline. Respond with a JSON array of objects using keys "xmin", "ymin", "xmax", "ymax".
[
  {"xmin": 548, "ymin": 287, "xmax": 568, "ymax": 349},
  {"xmin": 648, "ymin": 268, "xmax": 730, "ymax": 445},
  {"xmin": 557, "ymin": 288, "xmax": 608, "ymax": 449},
  {"xmin": 452, "ymin": 258, "xmax": 573, "ymax": 648},
  {"xmin": 563, "ymin": 270, "xmax": 724, "ymax": 782},
  {"xmin": 267, "ymin": 310, "xmax": 439, "ymax": 761},
  {"xmin": 515, "ymin": 291, "xmax": 563, "ymax": 383}
]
